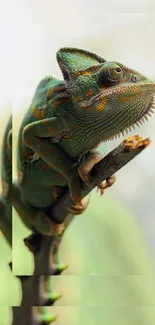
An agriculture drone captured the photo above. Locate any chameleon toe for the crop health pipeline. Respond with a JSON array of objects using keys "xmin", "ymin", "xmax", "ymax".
[
  {"xmin": 97, "ymin": 175, "xmax": 116, "ymax": 196},
  {"xmin": 68, "ymin": 196, "xmax": 89, "ymax": 215}
]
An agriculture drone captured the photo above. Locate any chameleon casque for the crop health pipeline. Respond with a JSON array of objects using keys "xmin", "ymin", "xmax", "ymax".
[{"xmin": 1, "ymin": 47, "xmax": 155, "ymax": 240}]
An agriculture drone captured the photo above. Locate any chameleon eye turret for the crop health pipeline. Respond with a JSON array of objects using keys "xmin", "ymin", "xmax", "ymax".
[{"xmin": 98, "ymin": 62, "xmax": 124, "ymax": 85}]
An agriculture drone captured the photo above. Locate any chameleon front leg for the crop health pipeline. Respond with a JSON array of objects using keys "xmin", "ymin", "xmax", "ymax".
[
  {"xmin": 52, "ymin": 186, "xmax": 89, "ymax": 215},
  {"xmin": 23, "ymin": 116, "xmax": 81, "ymax": 203},
  {"xmin": 78, "ymin": 149, "xmax": 116, "ymax": 195},
  {"xmin": 67, "ymin": 196, "xmax": 89, "ymax": 215}
]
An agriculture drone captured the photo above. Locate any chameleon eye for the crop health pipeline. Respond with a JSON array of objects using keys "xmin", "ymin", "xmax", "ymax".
[{"xmin": 98, "ymin": 63, "xmax": 124, "ymax": 85}]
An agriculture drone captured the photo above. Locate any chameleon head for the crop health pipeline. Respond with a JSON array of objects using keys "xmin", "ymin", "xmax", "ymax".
[{"xmin": 57, "ymin": 48, "xmax": 155, "ymax": 141}]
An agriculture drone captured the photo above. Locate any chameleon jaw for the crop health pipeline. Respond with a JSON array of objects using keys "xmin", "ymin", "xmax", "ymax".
[
  {"xmin": 105, "ymin": 94, "xmax": 155, "ymax": 142},
  {"xmin": 79, "ymin": 82, "xmax": 155, "ymax": 108}
]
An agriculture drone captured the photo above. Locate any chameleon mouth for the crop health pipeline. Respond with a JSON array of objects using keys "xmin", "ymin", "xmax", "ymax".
[{"xmin": 104, "ymin": 94, "xmax": 155, "ymax": 142}]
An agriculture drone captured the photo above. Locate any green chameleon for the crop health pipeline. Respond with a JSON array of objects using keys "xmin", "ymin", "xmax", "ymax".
[{"xmin": 1, "ymin": 48, "xmax": 155, "ymax": 240}]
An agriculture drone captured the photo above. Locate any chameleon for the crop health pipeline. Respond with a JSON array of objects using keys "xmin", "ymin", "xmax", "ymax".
[
  {"xmin": 0, "ymin": 116, "xmax": 12, "ymax": 246},
  {"xmin": 12, "ymin": 47, "xmax": 155, "ymax": 237}
]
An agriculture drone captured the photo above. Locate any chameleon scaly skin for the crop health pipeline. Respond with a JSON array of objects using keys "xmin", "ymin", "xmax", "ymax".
[
  {"xmin": 14, "ymin": 47, "xmax": 155, "ymax": 235},
  {"xmin": 0, "ymin": 116, "xmax": 12, "ymax": 246}
]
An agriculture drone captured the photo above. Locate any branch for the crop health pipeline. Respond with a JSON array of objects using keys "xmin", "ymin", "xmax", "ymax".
[
  {"xmin": 50, "ymin": 135, "xmax": 151, "ymax": 223},
  {"xmin": 29, "ymin": 135, "xmax": 150, "ymax": 275},
  {"xmin": 10, "ymin": 261, "xmax": 59, "ymax": 324},
  {"xmin": 12, "ymin": 306, "xmax": 57, "ymax": 325}
]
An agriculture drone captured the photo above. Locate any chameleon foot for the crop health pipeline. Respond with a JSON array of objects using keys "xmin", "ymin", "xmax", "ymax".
[
  {"xmin": 78, "ymin": 150, "xmax": 103, "ymax": 186},
  {"xmin": 97, "ymin": 175, "xmax": 116, "ymax": 196},
  {"xmin": 68, "ymin": 196, "xmax": 89, "ymax": 215}
]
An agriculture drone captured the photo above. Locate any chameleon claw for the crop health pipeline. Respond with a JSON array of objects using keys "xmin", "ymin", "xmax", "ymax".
[
  {"xmin": 97, "ymin": 175, "xmax": 116, "ymax": 196},
  {"xmin": 96, "ymin": 184, "xmax": 104, "ymax": 196},
  {"xmin": 68, "ymin": 202, "xmax": 83, "ymax": 214},
  {"xmin": 68, "ymin": 196, "xmax": 89, "ymax": 215}
]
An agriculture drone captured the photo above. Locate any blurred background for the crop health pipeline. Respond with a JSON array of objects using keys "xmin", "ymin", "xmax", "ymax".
[{"xmin": 0, "ymin": 0, "xmax": 155, "ymax": 324}]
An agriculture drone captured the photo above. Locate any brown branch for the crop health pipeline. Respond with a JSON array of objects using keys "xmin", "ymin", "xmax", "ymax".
[
  {"xmin": 50, "ymin": 135, "xmax": 150, "ymax": 223},
  {"xmin": 28, "ymin": 135, "xmax": 151, "ymax": 276},
  {"xmin": 12, "ymin": 306, "xmax": 57, "ymax": 325},
  {"xmin": 10, "ymin": 265, "xmax": 59, "ymax": 324}
]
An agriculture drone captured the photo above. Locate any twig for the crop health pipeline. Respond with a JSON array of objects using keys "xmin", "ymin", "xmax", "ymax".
[
  {"xmin": 12, "ymin": 306, "xmax": 57, "ymax": 325},
  {"xmin": 50, "ymin": 135, "xmax": 150, "ymax": 223}
]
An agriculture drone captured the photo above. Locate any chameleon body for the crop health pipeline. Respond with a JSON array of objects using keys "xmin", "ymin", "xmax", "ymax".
[
  {"xmin": 15, "ymin": 48, "xmax": 155, "ymax": 235},
  {"xmin": 0, "ymin": 116, "xmax": 12, "ymax": 245}
]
